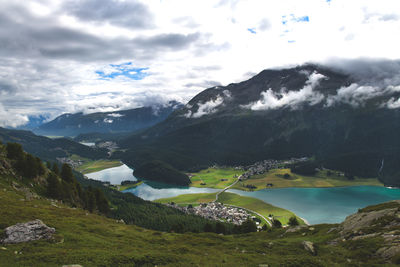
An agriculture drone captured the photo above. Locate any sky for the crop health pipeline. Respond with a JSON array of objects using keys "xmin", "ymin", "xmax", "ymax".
[{"xmin": 1, "ymin": 0, "xmax": 400, "ymax": 127}]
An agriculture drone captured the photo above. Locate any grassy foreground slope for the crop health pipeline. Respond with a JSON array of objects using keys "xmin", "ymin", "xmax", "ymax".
[
  {"xmin": 1, "ymin": 170, "xmax": 400, "ymax": 265},
  {"xmin": 233, "ymin": 168, "xmax": 382, "ymax": 191}
]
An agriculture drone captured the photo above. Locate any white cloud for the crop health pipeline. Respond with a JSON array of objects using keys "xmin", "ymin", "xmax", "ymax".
[
  {"xmin": 185, "ymin": 95, "xmax": 224, "ymax": 118},
  {"xmin": 107, "ymin": 113, "xmax": 124, "ymax": 118},
  {"xmin": 103, "ymin": 118, "xmax": 113, "ymax": 123},
  {"xmin": 1, "ymin": 0, "xmax": 400, "ymax": 126},
  {"xmin": 0, "ymin": 103, "xmax": 29, "ymax": 128},
  {"xmin": 386, "ymin": 96, "xmax": 400, "ymax": 109},
  {"xmin": 326, "ymin": 83, "xmax": 400, "ymax": 107},
  {"xmin": 245, "ymin": 72, "xmax": 326, "ymax": 110},
  {"xmin": 326, "ymin": 84, "xmax": 379, "ymax": 107}
]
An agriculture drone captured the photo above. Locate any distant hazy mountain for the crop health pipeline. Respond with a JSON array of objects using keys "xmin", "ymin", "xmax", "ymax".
[
  {"xmin": 0, "ymin": 127, "xmax": 108, "ymax": 161},
  {"xmin": 118, "ymin": 64, "xmax": 400, "ymax": 186},
  {"xmin": 35, "ymin": 101, "xmax": 183, "ymax": 137},
  {"xmin": 15, "ymin": 115, "xmax": 49, "ymax": 130}
]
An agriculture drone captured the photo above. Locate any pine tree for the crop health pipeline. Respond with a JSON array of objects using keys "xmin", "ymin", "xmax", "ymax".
[
  {"xmin": 52, "ymin": 163, "xmax": 60, "ymax": 175},
  {"xmin": 272, "ymin": 218, "xmax": 282, "ymax": 228},
  {"xmin": 87, "ymin": 187, "xmax": 96, "ymax": 212},
  {"xmin": 35, "ymin": 157, "xmax": 45, "ymax": 176},
  {"xmin": 23, "ymin": 154, "xmax": 38, "ymax": 179},
  {"xmin": 6, "ymin": 142, "xmax": 24, "ymax": 160},
  {"xmin": 204, "ymin": 223, "xmax": 214, "ymax": 232},
  {"xmin": 94, "ymin": 188, "xmax": 110, "ymax": 214},
  {"xmin": 61, "ymin": 164, "xmax": 74, "ymax": 183},
  {"xmin": 240, "ymin": 219, "xmax": 257, "ymax": 233},
  {"xmin": 288, "ymin": 216, "xmax": 299, "ymax": 226},
  {"xmin": 216, "ymin": 222, "xmax": 226, "ymax": 234},
  {"xmin": 47, "ymin": 173, "xmax": 61, "ymax": 199}
]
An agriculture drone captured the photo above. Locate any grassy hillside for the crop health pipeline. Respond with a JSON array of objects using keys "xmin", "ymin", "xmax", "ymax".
[
  {"xmin": 1, "ymin": 143, "xmax": 400, "ymax": 265},
  {"xmin": 189, "ymin": 167, "xmax": 244, "ymax": 188},
  {"xmin": 75, "ymin": 159, "xmax": 123, "ymax": 174},
  {"xmin": 218, "ymin": 192, "xmax": 304, "ymax": 225},
  {"xmin": 0, "ymin": 142, "xmax": 240, "ymax": 234},
  {"xmin": 155, "ymin": 193, "xmax": 218, "ymax": 205},
  {"xmin": 233, "ymin": 168, "xmax": 382, "ymax": 191},
  {"xmin": 2, "ymin": 177, "xmax": 400, "ymax": 266}
]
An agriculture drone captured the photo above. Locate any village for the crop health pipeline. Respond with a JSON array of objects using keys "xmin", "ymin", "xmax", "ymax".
[
  {"xmin": 167, "ymin": 202, "xmax": 258, "ymax": 226},
  {"xmin": 241, "ymin": 157, "xmax": 309, "ymax": 179},
  {"xmin": 56, "ymin": 157, "xmax": 83, "ymax": 168}
]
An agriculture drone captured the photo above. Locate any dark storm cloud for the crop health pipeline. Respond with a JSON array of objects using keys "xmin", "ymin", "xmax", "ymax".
[
  {"xmin": 63, "ymin": 0, "xmax": 154, "ymax": 29},
  {"xmin": 133, "ymin": 33, "xmax": 201, "ymax": 50},
  {"xmin": 0, "ymin": 4, "xmax": 202, "ymax": 62}
]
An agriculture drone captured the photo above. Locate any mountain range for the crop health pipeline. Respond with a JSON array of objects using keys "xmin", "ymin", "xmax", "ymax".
[
  {"xmin": 34, "ymin": 101, "xmax": 183, "ymax": 137},
  {"xmin": 117, "ymin": 64, "xmax": 400, "ymax": 186},
  {"xmin": 0, "ymin": 127, "xmax": 107, "ymax": 161}
]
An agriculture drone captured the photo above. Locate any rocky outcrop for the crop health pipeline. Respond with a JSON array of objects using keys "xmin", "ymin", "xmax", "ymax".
[
  {"xmin": 340, "ymin": 204, "xmax": 400, "ymax": 235},
  {"xmin": 285, "ymin": 225, "xmax": 308, "ymax": 234},
  {"xmin": 1, "ymin": 219, "xmax": 55, "ymax": 244},
  {"xmin": 333, "ymin": 200, "xmax": 400, "ymax": 263},
  {"xmin": 302, "ymin": 241, "xmax": 316, "ymax": 255}
]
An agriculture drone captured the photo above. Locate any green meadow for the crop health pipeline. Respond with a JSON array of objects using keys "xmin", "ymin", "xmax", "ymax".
[
  {"xmin": 233, "ymin": 168, "xmax": 382, "ymax": 191},
  {"xmin": 189, "ymin": 167, "xmax": 244, "ymax": 189},
  {"xmin": 75, "ymin": 159, "xmax": 123, "ymax": 174}
]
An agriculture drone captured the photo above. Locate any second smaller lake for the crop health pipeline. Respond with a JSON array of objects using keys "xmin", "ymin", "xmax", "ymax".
[
  {"xmin": 80, "ymin": 142, "xmax": 96, "ymax": 147},
  {"xmin": 85, "ymin": 164, "xmax": 137, "ymax": 185}
]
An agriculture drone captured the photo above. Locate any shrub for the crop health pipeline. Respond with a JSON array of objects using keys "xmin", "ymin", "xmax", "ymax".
[
  {"xmin": 288, "ymin": 216, "xmax": 299, "ymax": 226},
  {"xmin": 272, "ymin": 218, "xmax": 282, "ymax": 228}
]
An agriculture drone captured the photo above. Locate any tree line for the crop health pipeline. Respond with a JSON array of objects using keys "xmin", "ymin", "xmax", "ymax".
[{"xmin": 5, "ymin": 142, "xmax": 109, "ymax": 215}]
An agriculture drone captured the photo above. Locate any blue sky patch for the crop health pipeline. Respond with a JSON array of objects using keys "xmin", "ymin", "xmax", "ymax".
[
  {"xmin": 282, "ymin": 14, "xmax": 310, "ymax": 25},
  {"xmin": 96, "ymin": 62, "xmax": 149, "ymax": 80},
  {"xmin": 282, "ymin": 16, "xmax": 288, "ymax": 25},
  {"xmin": 294, "ymin": 16, "xmax": 309, "ymax": 22},
  {"xmin": 247, "ymin": 28, "xmax": 257, "ymax": 34}
]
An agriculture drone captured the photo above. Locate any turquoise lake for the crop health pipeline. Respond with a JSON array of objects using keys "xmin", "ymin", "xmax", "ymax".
[
  {"xmin": 85, "ymin": 165, "xmax": 400, "ymax": 224},
  {"xmin": 228, "ymin": 186, "xmax": 400, "ymax": 224}
]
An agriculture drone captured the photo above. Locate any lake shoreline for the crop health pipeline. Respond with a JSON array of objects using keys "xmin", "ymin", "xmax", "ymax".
[{"xmin": 83, "ymin": 164, "xmax": 400, "ymax": 225}]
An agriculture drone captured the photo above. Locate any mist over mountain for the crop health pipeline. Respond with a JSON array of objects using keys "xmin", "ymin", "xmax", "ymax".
[
  {"xmin": 118, "ymin": 62, "xmax": 400, "ymax": 186},
  {"xmin": 35, "ymin": 101, "xmax": 183, "ymax": 137}
]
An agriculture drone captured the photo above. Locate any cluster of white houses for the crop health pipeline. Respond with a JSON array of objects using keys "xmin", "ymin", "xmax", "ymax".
[
  {"xmin": 241, "ymin": 157, "xmax": 309, "ymax": 179},
  {"xmin": 167, "ymin": 202, "xmax": 253, "ymax": 225},
  {"xmin": 56, "ymin": 157, "xmax": 83, "ymax": 168}
]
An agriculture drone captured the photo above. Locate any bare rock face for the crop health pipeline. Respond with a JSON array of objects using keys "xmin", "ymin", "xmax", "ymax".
[
  {"xmin": 302, "ymin": 241, "xmax": 316, "ymax": 255},
  {"xmin": 285, "ymin": 225, "xmax": 307, "ymax": 234},
  {"xmin": 1, "ymin": 219, "xmax": 55, "ymax": 244},
  {"xmin": 341, "ymin": 208, "xmax": 399, "ymax": 235}
]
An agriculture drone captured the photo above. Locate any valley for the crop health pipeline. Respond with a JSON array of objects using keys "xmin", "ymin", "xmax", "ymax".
[
  {"xmin": 83, "ymin": 163, "xmax": 400, "ymax": 225},
  {"xmin": 2, "ymin": 1, "xmax": 400, "ymax": 264}
]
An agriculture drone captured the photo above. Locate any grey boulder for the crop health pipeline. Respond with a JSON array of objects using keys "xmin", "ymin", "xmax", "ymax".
[{"xmin": 1, "ymin": 219, "xmax": 55, "ymax": 244}]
